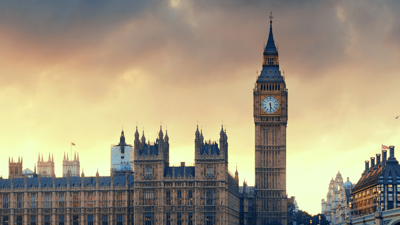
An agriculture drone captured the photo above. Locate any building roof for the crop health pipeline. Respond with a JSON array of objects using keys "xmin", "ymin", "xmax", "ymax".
[
  {"xmin": 0, "ymin": 174, "xmax": 135, "ymax": 189},
  {"xmin": 352, "ymin": 147, "xmax": 399, "ymax": 193}
]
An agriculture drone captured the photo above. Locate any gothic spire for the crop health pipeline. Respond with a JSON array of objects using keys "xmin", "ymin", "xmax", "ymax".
[
  {"xmin": 264, "ymin": 12, "xmax": 278, "ymax": 55},
  {"xmin": 119, "ymin": 128, "xmax": 126, "ymax": 146}
]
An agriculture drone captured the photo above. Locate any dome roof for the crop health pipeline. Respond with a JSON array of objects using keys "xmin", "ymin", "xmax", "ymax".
[
  {"xmin": 330, "ymin": 178, "xmax": 334, "ymax": 184},
  {"xmin": 336, "ymin": 171, "xmax": 342, "ymax": 179},
  {"xmin": 343, "ymin": 177, "xmax": 353, "ymax": 189}
]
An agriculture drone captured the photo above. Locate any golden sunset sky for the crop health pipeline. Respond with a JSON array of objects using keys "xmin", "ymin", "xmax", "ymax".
[{"xmin": 1, "ymin": 0, "xmax": 400, "ymax": 215}]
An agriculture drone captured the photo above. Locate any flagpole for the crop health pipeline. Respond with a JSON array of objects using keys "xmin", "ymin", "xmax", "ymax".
[{"xmin": 71, "ymin": 142, "xmax": 72, "ymax": 161}]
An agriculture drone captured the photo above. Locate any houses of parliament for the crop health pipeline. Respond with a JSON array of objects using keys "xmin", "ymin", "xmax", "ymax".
[{"xmin": 0, "ymin": 16, "xmax": 288, "ymax": 225}]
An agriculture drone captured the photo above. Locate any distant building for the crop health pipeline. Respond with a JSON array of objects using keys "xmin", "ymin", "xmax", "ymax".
[
  {"xmin": 37, "ymin": 153, "xmax": 55, "ymax": 177},
  {"xmin": 8, "ymin": 157, "xmax": 23, "ymax": 178},
  {"xmin": 62, "ymin": 151, "xmax": 80, "ymax": 177},
  {"xmin": 321, "ymin": 172, "xmax": 354, "ymax": 224},
  {"xmin": 111, "ymin": 130, "xmax": 133, "ymax": 173}
]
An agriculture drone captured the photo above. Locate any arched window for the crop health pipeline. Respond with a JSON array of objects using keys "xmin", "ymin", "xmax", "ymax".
[{"xmin": 146, "ymin": 166, "xmax": 152, "ymax": 176}]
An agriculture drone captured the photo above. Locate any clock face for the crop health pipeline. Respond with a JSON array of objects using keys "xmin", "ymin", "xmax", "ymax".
[{"xmin": 262, "ymin": 96, "xmax": 279, "ymax": 114}]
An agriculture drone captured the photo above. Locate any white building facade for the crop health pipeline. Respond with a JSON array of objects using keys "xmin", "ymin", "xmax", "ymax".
[
  {"xmin": 111, "ymin": 130, "xmax": 133, "ymax": 172},
  {"xmin": 322, "ymin": 172, "xmax": 354, "ymax": 224}
]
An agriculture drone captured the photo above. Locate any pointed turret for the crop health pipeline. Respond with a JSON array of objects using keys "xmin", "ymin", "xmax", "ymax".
[
  {"xmin": 119, "ymin": 129, "xmax": 126, "ymax": 146},
  {"xmin": 48, "ymin": 153, "xmax": 51, "ymax": 162},
  {"xmin": 135, "ymin": 126, "xmax": 139, "ymax": 140},
  {"xmin": 257, "ymin": 12, "xmax": 284, "ymax": 83},
  {"xmin": 52, "ymin": 154, "xmax": 54, "ymax": 162},
  {"xmin": 77, "ymin": 152, "xmax": 79, "ymax": 161},
  {"xmin": 165, "ymin": 130, "xmax": 169, "ymax": 143},
  {"xmin": 263, "ymin": 12, "xmax": 278, "ymax": 56},
  {"xmin": 63, "ymin": 152, "xmax": 66, "ymax": 161},
  {"xmin": 141, "ymin": 130, "xmax": 146, "ymax": 144},
  {"xmin": 74, "ymin": 152, "xmax": 76, "ymax": 161},
  {"xmin": 159, "ymin": 125, "xmax": 163, "ymax": 141},
  {"xmin": 41, "ymin": 154, "xmax": 43, "ymax": 162}
]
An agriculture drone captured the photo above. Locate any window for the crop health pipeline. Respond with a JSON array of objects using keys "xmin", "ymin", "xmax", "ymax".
[
  {"xmin": 249, "ymin": 200, "xmax": 254, "ymax": 211},
  {"xmin": 146, "ymin": 166, "xmax": 152, "ymax": 176},
  {"xmin": 88, "ymin": 215, "xmax": 94, "ymax": 225},
  {"xmin": 206, "ymin": 168, "xmax": 213, "ymax": 177},
  {"xmin": 188, "ymin": 190, "xmax": 194, "ymax": 205},
  {"xmin": 3, "ymin": 195, "xmax": 9, "ymax": 209},
  {"xmin": 188, "ymin": 213, "xmax": 193, "ymax": 225},
  {"xmin": 17, "ymin": 194, "xmax": 23, "ymax": 208},
  {"xmin": 73, "ymin": 193, "xmax": 80, "ymax": 208},
  {"xmin": 177, "ymin": 190, "xmax": 182, "ymax": 205},
  {"xmin": 3, "ymin": 216, "xmax": 9, "ymax": 225},
  {"xmin": 166, "ymin": 213, "xmax": 171, "ymax": 225},
  {"xmin": 177, "ymin": 213, "xmax": 182, "ymax": 225},
  {"xmin": 73, "ymin": 215, "xmax": 79, "ymax": 225},
  {"xmin": 59, "ymin": 215, "xmax": 65, "ymax": 225},
  {"xmin": 397, "ymin": 194, "xmax": 400, "ymax": 201},
  {"xmin": 16, "ymin": 216, "xmax": 22, "ymax": 225},
  {"xmin": 143, "ymin": 191, "xmax": 154, "ymax": 205},
  {"xmin": 117, "ymin": 215, "xmax": 123, "ymax": 225},
  {"xmin": 86, "ymin": 192, "xmax": 93, "ymax": 207},
  {"xmin": 131, "ymin": 214, "xmax": 134, "ymax": 225},
  {"xmin": 116, "ymin": 192, "xmax": 123, "ymax": 207},
  {"xmin": 44, "ymin": 216, "xmax": 50, "ymax": 225},
  {"xmin": 31, "ymin": 194, "xmax": 37, "ymax": 209},
  {"xmin": 59, "ymin": 193, "xmax": 65, "ymax": 208},
  {"xmin": 397, "ymin": 185, "xmax": 400, "ymax": 192},
  {"xmin": 45, "ymin": 193, "xmax": 51, "ymax": 208},
  {"xmin": 206, "ymin": 190, "xmax": 215, "ymax": 206},
  {"xmin": 144, "ymin": 213, "xmax": 152, "ymax": 225},
  {"xmin": 102, "ymin": 215, "xmax": 108, "ymax": 225},
  {"xmin": 166, "ymin": 190, "xmax": 171, "ymax": 205},
  {"xmin": 389, "ymin": 193, "xmax": 393, "ymax": 201},
  {"xmin": 389, "ymin": 185, "xmax": 393, "ymax": 192},
  {"xmin": 205, "ymin": 213, "xmax": 215, "ymax": 225},
  {"xmin": 102, "ymin": 193, "xmax": 108, "ymax": 207},
  {"xmin": 30, "ymin": 216, "xmax": 36, "ymax": 225}
]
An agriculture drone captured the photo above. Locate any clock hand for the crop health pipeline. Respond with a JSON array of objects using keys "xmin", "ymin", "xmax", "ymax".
[{"xmin": 269, "ymin": 102, "xmax": 272, "ymax": 110}]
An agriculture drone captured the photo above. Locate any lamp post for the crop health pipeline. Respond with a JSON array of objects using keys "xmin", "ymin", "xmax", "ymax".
[
  {"xmin": 376, "ymin": 189, "xmax": 382, "ymax": 212},
  {"xmin": 349, "ymin": 202, "xmax": 352, "ymax": 218}
]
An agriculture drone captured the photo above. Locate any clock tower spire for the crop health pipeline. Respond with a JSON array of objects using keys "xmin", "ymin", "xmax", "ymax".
[{"xmin": 254, "ymin": 12, "xmax": 288, "ymax": 225}]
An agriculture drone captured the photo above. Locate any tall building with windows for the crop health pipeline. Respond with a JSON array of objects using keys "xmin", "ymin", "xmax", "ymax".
[{"xmin": 253, "ymin": 13, "xmax": 288, "ymax": 225}]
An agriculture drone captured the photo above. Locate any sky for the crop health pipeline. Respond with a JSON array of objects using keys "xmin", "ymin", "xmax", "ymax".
[{"xmin": 1, "ymin": 0, "xmax": 400, "ymax": 215}]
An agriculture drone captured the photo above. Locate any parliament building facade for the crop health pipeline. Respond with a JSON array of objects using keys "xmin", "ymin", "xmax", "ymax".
[{"xmin": 0, "ymin": 17, "xmax": 287, "ymax": 225}]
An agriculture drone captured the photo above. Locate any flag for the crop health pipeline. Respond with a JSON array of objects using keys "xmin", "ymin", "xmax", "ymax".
[
  {"xmin": 71, "ymin": 142, "xmax": 76, "ymax": 146},
  {"xmin": 382, "ymin": 145, "xmax": 389, "ymax": 150}
]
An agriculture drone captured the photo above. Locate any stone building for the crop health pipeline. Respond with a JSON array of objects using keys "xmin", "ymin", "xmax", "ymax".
[
  {"xmin": 8, "ymin": 157, "xmax": 23, "ymax": 178},
  {"xmin": 253, "ymin": 13, "xmax": 288, "ymax": 225},
  {"xmin": 350, "ymin": 146, "xmax": 400, "ymax": 216},
  {"xmin": 321, "ymin": 172, "xmax": 354, "ymax": 224},
  {"xmin": 37, "ymin": 154, "xmax": 55, "ymax": 178},
  {"xmin": 0, "ymin": 16, "xmax": 289, "ymax": 225},
  {"xmin": 62, "ymin": 152, "xmax": 80, "ymax": 177}
]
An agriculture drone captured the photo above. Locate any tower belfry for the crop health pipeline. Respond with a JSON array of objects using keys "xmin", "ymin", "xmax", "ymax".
[{"xmin": 253, "ymin": 13, "xmax": 288, "ymax": 225}]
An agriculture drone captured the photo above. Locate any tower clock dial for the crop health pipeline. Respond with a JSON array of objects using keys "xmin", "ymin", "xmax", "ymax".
[{"xmin": 262, "ymin": 96, "xmax": 279, "ymax": 114}]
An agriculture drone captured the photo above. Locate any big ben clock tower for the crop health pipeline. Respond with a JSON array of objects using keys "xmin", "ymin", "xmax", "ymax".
[{"xmin": 254, "ymin": 13, "xmax": 287, "ymax": 225}]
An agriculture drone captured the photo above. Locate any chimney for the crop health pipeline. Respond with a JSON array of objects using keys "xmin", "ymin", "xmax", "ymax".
[
  {"xmin": 383, "ymin": 150, "xmax": 387, "ymax": 164},
  {"xmin": 371, "ymin": 157, "xmax": 375, "ymax": 168},
  {"xmin": 365, "ymin": 160, "xmax": 369, "ymax": 171},
  {"xmin": 389, "ymin": 146, "xmax": 395, "ymax": 159},
  {"xmin": 376, "ymin": 154, "xmax": 381, "ymax": 165},
  {"xmin": 181, "ymin": 162, "xmax": 185, "ymax": 167}
]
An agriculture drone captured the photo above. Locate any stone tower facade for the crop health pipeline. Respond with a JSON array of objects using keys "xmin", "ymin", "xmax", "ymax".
[
  {"xmin": 62, "ymin": 151, "xmax": 80, "ymax": 177},
  {"xmin": 253, "ymin": 14, "xmax": 288, "ymax": 225},
  {"xmin": 37, "ymin": 153, "xmax": 55, "ymax": 177},
  {"xmin": 8, "ymin": 156, "xmax": 23, "ymax": 178}
]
